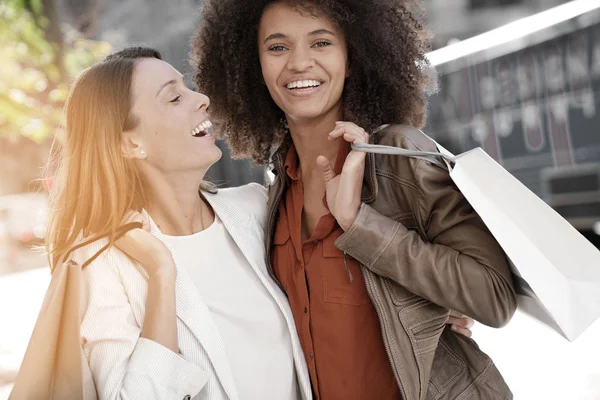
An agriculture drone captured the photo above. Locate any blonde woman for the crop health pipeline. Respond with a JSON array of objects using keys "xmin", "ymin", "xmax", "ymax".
[{"xmin": 45, "ymin": 47, "xmax": 312, "ymax": 400}]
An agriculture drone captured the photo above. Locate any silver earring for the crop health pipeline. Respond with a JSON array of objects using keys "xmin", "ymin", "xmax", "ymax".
[{"xmin": 140, "ymin": 149, "xmax": 146, "ymax": 156}]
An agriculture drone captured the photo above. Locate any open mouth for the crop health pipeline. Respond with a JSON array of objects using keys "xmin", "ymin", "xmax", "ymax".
[
  {"xmin": 191, "ymin": 120, "xmax": 213, "ymax": 138},
  {"xmin": 286, "ymin": 79, "xmax": 322, "ymax": 91}
]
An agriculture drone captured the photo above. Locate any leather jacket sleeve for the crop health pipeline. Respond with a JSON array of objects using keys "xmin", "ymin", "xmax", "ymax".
[{"xmin": 335, "ymin": 132, "xmax": 517, "ymax": 328}]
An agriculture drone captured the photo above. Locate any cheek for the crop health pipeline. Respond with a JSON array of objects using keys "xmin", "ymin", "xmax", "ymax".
[
  {"xmin": 327, "ymin": 63, "xmax": 347, "ymax": 89},
  {"xmin": 138, "ymin": 105, "xmax": 165, "ymax": 132},
  {"xmin": 139, "ymin": 111, "xmax": 182, "ymax": 149},
  {"xmin": 261, "ymin": 63, "xmax": 278, "ymax": 88},
  {"xmin": 260, "ymin": 56, "xmax": 284, "ymax": 89},
  {"xmin": 334, "ymin": 60, "xmax": 349, "ymax": 81}
]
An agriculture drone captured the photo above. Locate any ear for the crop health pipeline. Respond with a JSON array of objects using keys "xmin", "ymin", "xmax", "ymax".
[{"xmin": 122, "ymin": 130, "xmax": 147, "ymax": 160}]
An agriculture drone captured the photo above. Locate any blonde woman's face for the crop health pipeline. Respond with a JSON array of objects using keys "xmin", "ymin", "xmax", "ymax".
[{"xmin": 127, "ymin": 58, "xmax": 221, "ymax": 174}]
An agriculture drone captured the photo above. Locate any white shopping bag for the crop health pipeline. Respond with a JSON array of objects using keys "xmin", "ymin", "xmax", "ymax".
[{"xmin": 353, "ymin": 141, "xmax": 600, "ymax": 342}]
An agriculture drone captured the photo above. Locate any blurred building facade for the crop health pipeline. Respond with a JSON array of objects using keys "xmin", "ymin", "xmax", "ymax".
[
  {"xmin": 427, "ymin": 0, "xmax": 569, "ymax": 48},
  {"xmin": 426, "ymin": 2, "xmax": 600, "ymax": 240}
]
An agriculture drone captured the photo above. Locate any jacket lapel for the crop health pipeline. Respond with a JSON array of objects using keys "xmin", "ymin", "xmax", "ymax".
[
  {"xmin": 204, "ymin": 190, "xmax": 313, "ymax": 400},
  {"xmin": 203, "ymin": 191, "xmax": 266, "ymax": 276},
  {"xmin": 143, "ymin": 210, "xmax": 239, "ymax": 400}
]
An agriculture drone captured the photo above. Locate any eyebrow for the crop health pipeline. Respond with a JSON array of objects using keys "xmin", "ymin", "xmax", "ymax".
[
  {"xmin": 156, "ymin": 74, "xmax": 185, "ymax": 97},
  {"xmin": 263, "ymin": 29, "xmax": 336, "ymax": 43}
]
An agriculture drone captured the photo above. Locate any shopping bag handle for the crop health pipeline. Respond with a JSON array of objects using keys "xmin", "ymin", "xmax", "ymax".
[
  {"xmin": 61, "ymin": 221, "xmax": 143, "ymax": 270},
  {"xmin": 351, "ymin": 142, "xmax": 455, "ymax": 171}
]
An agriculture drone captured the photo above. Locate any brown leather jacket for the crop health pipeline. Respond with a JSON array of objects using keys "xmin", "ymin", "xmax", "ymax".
[{"xmin": 265, "ymin": 124, "xmax": 517, "ymax": 400}]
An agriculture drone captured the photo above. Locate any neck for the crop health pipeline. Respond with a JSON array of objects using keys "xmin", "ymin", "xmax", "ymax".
[
  {"xmin": 139, "ymin": 166, "xmax": 213, "ymax": 236},
  {"xmin": 286, "ymin": 105, "xmax": 343, "ymax": 178}
]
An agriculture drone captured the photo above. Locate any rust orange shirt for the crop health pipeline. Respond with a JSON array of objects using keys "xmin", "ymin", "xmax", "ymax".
[{"xmin": 272, "ymin": 142, "xmax": 400, "ymax": 400}]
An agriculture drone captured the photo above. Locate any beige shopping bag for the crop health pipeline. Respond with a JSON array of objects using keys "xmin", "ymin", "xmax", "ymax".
[{"xmin": 9, "ymin": 222, "xmax": 142, "ymax": 400}]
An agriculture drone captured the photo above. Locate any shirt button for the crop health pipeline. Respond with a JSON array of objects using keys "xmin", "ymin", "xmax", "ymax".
[
  {"xmin": 304, "ymin": 307, "xmax": 308, "ymax": 313},
  {"xmin": 183, "ymin": 396, "xmax": 191, "ymax": 400},
  {"xmin": 313, "ymin": 240, "xmax": 318, "ymax": 244},
  {"xmin": 309, "ymin": 353, "xmax": 314, "ymax": 359}
]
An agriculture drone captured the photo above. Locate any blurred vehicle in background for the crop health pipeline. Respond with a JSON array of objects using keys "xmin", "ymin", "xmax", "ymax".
[{"xmin": 426, "ymin": 2, "xmax": 600, "ymax": 247}]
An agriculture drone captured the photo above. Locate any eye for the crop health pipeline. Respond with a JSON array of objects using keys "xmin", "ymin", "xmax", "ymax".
[
  {"xmin": 169, "ymin": 95, "xmax": 181, "ymax": 103},
  {"xmin": 313, "ymin": 40, "xmax": 332, "ymax": 48},
  {"xmin": 268, "ymin": 44, "xmax": 287, "ymax": 52}
]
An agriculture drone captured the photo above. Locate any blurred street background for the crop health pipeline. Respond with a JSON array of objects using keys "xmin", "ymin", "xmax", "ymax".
[{"xmin": 1, "ymin": 0, "xmax": 599, "ymax": 398}]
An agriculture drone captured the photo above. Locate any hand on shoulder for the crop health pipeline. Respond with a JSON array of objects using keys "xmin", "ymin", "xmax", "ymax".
[{"xmin": 114, "ymin": 211, "xmax": 175, "ymax": 279}]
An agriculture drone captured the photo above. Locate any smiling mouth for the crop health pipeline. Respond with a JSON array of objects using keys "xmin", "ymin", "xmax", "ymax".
[
  {"xmin": 191, "ymin": 120, "xmax": 213, "ymax": 137},
  {"xmin": 286, "ymin": 79, "xmax": 322, "ymax": 91}
]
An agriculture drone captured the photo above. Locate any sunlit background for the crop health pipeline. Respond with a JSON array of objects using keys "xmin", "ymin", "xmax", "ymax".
[{"xmin": 1, "ymin": 0, "xmax": 599, "ymax": 398}]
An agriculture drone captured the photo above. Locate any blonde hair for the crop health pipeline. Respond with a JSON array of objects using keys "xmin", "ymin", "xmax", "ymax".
[{"xmin": 45, "ymin": 47, "xmax": 212, "ymax": 269}]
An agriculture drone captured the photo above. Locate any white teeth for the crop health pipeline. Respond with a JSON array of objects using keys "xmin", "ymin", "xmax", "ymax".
[
  {"xmin": 287, "ymin": 79, "xmax": 321, "ymax": 89},
  {"xmin": 191, "ymin": 120, "xmax": 212, "ymax": 136}
]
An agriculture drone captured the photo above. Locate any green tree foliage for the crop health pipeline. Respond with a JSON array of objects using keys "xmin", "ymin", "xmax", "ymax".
[{"xmin": 0, "ymin": 0, "xmax": 111, "ymax": 142}]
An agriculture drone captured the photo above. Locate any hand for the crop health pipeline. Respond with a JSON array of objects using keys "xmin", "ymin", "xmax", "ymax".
[
  {"xmin": 317, "ymin": 121, "xmax": 368, "ymax": 231},
  {"xmin": 114, "ymin": 211, "xmax": 175, "ymax": 279},
  {"xmin": 447, "ymin": 310, "xmax": 475, "ymax": 338}
]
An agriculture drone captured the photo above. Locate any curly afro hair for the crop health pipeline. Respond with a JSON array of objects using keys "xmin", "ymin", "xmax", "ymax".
[{"xmin": 191, "ymin": 0, "xmax": 436, "ymax": 164}]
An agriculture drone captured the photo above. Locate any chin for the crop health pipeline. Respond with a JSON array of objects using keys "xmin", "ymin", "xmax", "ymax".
[
  {"xmin": 207, "ymin": 147, "xmax": 223, "ymax": 164},
  {"xmin": 214, "ymin": 147, "xmax": 223, "ymax": 161},
  {"xmin": 284, "ymin": 102, "xmax": 338, "ymax": 122},
  {"xmin": 286, "ymin": 109, "xmax": 330, "ymax": 122},
  {"xmin": 189, "ymin": 146, "xmax": 222, "ymax": 172}
]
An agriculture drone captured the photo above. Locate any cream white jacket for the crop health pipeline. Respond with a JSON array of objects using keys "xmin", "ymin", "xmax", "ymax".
[{"xmin": 72, "ymin": 183, "xmax": 312, "ymax": 400}]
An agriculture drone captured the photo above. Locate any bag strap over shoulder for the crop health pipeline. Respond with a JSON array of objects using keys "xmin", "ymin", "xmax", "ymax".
[
  {"xmin": 352, "ymin": 125, "xmax": 457, "ymax": 171},
  {"xmin": 351, "ymin": 142, "xmax": 452, "ymax": 170},
  {"xmin": 63, "ymin": 221, "xmax": 143, "ymax": 269}
]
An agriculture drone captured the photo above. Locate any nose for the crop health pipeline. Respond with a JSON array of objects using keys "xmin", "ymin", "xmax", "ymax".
[
  {"xmin": 194, "ymin": 91, "xmax": 210, "ymax": 112},
  {"xmin": 286, "ymin": 45, "xmax": 314, "ymax": 72}
]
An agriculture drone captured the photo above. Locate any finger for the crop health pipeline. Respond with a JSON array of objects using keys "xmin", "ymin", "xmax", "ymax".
[
  {"xmin": 122, "ymin": 210, "xmax": 143, "ymax": 225},
  {"xmin": 141, "ymin": 216, "xmax": 151, "ymax": 232},
  {"xmin": 343, "ymin": 131, "xmax": 367, "ymax": 144},
  {"xmin": 335, "ymin": 121, "xmax": 368, "ymax": 136},
  {"xmin": 337, "ymin": 151, "xmax": 366, "ymax": 195},
  {"xmin": 339, "ymin": 136, "xmax": 368, "ymax": 173},
  {"xmin": 328, "ymin": 126, "xmax": 366, "ymax": 143},
  {"xmin": 122, "ymin": 210, "xmax": 136, "ymax": 224},
  {"xmin": 122, "ymin": 211, "xmax": 148, "ymax": 231},
  {"xmin": 335, "ymin": 121, "xmax": 362, "ymax": 130},
  {"xmin": 343, "ymin": 148, "xmax": 367, "ymax": 168},
  {"xmin": 129, "ymin": 211, "xmax": 150, "ymax": 232},
  {"xmin": 451, "ymin": 325, "xmax": 473, "ymax": 338},
  {"xmin": 329, "ymin": 128, "xmax": 365, "ymax": 142},
  {"xmin": 316, "ymin": 155, "xmax": 336, "ymax": 185},
  {"xmin": 449, "ymin": 309, "xmax": 465, "ymax": 318},
  {"xmin": 328, "ymin": 126, "xmax": 349, "ymax": 140},
  {"xmin": 447, "ymin": 316, "xmax": 475, "ymax": 329}
]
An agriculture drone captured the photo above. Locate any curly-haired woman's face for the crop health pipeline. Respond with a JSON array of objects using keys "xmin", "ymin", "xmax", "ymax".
[
  {"xmin": 125, "ymin": 58, "xmax": 221, "ymax": 174},
  {"xmin": 258, "ymin": 2, "xmax": 349, "ymax": 124}
]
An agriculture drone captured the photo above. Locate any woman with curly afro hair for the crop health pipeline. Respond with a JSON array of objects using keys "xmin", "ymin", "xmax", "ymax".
[
  {"xmin": 192, "ymin": 0, "xmax": 434, "ymax": 165},
  {"xmin": 192, "ymin": 1, "xmax": 515, "ymax": 399}
]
